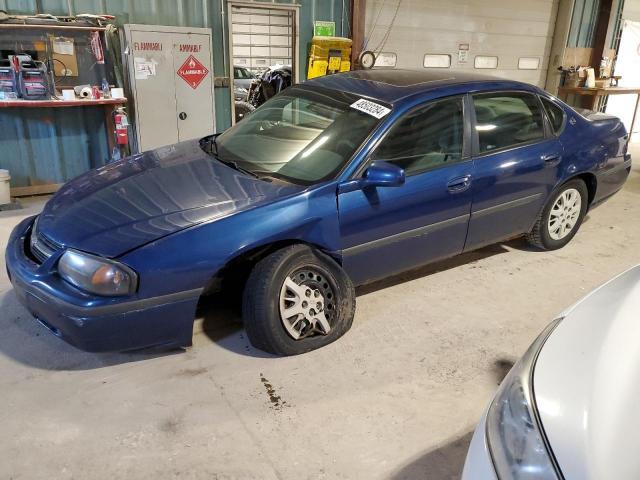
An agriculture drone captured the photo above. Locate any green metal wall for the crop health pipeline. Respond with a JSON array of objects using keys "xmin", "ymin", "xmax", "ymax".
[{"xmin": 0, "ymin": 0, "xmax": 350, "ymax": 188}]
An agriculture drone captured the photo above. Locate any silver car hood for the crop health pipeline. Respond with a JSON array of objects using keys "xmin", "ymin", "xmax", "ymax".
[{"xmin": 534, "ymin": 265, "xmax": 640, "ymax": 480}]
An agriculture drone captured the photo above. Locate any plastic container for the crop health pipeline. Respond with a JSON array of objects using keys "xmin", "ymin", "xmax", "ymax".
[{"xmin": 0, "ymin": 169, "xmax": 11, "ymax": 205}]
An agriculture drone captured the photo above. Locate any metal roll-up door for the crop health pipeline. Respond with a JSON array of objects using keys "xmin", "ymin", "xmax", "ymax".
[{"xmin": 230, "ymin": 5, "xmax": 295, "ymax": 77}]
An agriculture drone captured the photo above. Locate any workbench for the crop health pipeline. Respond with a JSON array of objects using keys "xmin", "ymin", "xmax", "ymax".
[
  {"xmin": 0, "ymin": 97, "xmax": 127, "ymax": 196},
  {"xmin": 557, "ymin": 85, "xmax": 640, "ymax": 142}
]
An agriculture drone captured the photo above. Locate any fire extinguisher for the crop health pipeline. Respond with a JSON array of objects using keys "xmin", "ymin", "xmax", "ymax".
[
  {"xmin": 112, "ymin": 107, "xmax": 129, "ymax": 161},
  {"xmin": 114, "ymin": 108, "xmax": 129, "ymax": 145}
]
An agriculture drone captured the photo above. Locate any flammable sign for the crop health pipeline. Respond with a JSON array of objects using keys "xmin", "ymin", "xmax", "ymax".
[{"xmin": 177, "ymin": 54, "xmax": 209, "ymax": 89}]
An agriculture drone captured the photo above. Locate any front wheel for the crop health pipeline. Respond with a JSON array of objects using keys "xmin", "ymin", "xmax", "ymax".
[
  {"xmin": 526, "ymin": 179, "xmax": 588, "ymax": 250},
  {"xmin": 242, "ymin": 245, "xmax": 356, "ymax": 355}
]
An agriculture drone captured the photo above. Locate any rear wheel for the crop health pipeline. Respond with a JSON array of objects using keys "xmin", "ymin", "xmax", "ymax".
[{"xmin": 526, "ymin": 179, "xmax": 588, "ymax": 250}]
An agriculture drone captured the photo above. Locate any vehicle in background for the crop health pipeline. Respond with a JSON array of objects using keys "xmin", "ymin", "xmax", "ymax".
[
  {"xmin": 462, "ymin": 264, "xmax": 640, "ymax": 480},
  {"xmin": 247, "ymin": 64, "xmax": 292, "ymax": 109},
  {"xmin": 233, "ymin": 84, "xmax": 254, "ymax": 123},
  {"xmin": 5, "ymin": 70, "xmax": 631, "ymax": 355},
  {"xmin": 233, "ymin": 65, "xmax": 255, "ymax": 90}
]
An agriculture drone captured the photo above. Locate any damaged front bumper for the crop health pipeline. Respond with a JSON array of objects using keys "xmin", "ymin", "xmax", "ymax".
[{"xmin": 5, "ymin": 216, "xmax": 201, "ymax": 352}]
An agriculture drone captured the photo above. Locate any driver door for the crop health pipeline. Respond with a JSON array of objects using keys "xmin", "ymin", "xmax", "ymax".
[{"xmin": 338, "ymin": 96, "xmax": 474, "ymax": 285}]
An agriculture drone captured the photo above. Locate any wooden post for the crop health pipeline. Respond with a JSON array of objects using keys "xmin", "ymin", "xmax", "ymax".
[
  {"xmin": 630, "ymin": 94, "xmax": 640, "ymax": 145},
  {"xmin": 350, "ymin": 0, "xmax": 366, "ymax": 67}
]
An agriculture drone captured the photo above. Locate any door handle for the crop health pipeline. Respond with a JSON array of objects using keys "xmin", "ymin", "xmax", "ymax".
[
  {"xmin": 541, "ymin": 154, "xmax": 561, "ymax": 166},
  {"xmin": 447, "ymin": 175, "xmax": 472, "ymax": 193}
]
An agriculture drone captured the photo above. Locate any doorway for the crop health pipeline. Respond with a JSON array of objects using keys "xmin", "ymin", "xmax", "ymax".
[
  {"xmin": 227, "ymin": 1, "xmax": 299, "ymax": 124},
  {"xmin": 606, "ymin": 20, "xmax": 640, "ymax": 140}
]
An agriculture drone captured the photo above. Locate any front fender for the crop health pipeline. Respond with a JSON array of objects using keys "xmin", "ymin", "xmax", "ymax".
[{"xmin": 120, "ymin": 182, "xmax": 341, "ymax": 298}]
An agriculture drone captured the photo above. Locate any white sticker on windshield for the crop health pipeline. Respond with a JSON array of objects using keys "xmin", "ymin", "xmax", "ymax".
[{"xmin": 350, "ymin": 98, "xmax": 391, "ymax": 119}]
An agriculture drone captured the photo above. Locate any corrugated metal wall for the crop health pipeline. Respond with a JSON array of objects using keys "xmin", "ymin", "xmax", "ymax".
[
  {"xmin": 1, "ymin": 106, "xmax": 110, "ymax": 188},
  {"xmin": 0, "ymin": 0, "xmax": 349, "ymax": 188}
]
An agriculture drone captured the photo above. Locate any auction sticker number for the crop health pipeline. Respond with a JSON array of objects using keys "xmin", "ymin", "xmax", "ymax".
[{"xmin": 350, "ymin": 98, "xmax": 391, "ymax": 119}]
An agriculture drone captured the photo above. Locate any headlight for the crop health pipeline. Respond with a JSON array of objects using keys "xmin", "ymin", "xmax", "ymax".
[
  {"xmin": 486, "ymin": 319, "xmax": 562, "ymax": 480},
  {"xmin": 58, "ymin": 250, "xmax": 137, "ymax": 296}
]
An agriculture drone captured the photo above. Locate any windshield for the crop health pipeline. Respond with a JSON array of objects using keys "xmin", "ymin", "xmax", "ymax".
[{"xmin": 213, "ymin": 86, "xmax": 384, "ymax": 184}]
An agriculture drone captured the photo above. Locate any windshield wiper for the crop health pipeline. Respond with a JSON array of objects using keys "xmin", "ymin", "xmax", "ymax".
[
  {"xmin": 217, "ymin": 158, "xmax": 260, "ymax": 178},
  {"xmin": 209, "ymin": 133, "xmax": 220, "ymax": 156},
  {"xmin": 205, "ymin": 135, "xmax": 259, "ymax": 179}
]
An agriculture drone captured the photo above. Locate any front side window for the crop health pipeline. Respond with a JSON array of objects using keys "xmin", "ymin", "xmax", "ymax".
[
  {"xmin": 473, "ymin": 92, "xmax": 545, "ymax": 153},
  {"xmin": 214, "ymin": 86, "xmax": 383, "ymax": 184},
  {"xmin": 371, "ymin": 97, "xmax": 464, "ymax": 176},
  {"xmin": 540, "ymin": 97, "xmax": 565, "ymax": 134}
]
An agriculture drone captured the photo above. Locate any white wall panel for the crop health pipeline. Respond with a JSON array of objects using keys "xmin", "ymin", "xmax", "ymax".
[
  {"xmin": 364, "ymin": 0, "xmax": 559, "ymax": 87},
  {"xmin": 623, "ymin": 0, "xmax": 640, "ymax": 21}
]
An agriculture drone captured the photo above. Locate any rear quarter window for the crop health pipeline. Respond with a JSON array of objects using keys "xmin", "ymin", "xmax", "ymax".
[{"xmin": 540, "ymin": 97, "xmax": 566, "ymax": 134}]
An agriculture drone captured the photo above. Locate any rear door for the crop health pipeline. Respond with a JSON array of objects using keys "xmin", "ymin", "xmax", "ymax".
[
  {"xmin": 338, "ymin": 96, "xmax": 474, "ymax": 285},
  {"xmin": 465, "ymin": 91, "xmax": 563, "ymax": 251}
]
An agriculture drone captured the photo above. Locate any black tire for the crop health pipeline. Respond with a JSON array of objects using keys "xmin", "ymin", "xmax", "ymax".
[
  {"xmin": 242, "ymin": 245, "xmax": 355, "ymax": 355},
  {"xmin": 234, "ymin": 101, "xmax": 255, "ymax": 123},
  {"xmin": 526, "ymin": 179, "xmax": 589, "ymax": 250}
]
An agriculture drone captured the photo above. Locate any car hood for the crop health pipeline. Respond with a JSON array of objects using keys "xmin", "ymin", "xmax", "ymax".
[
  {"xmin": 533, "ymin": 265, "xmax": 640, "ymax": 480},
  {"xmin": 38, "ymin": 139, "xmax": 301, "ymax": 258}
]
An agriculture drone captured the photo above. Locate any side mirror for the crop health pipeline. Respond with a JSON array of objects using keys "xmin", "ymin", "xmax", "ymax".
[
  {"xmin": 338, "ymin": 161, "xmax": 405, "ymax": 193},
  {"xmin": 361, "ymin": 161, "xmax": 405, "ymax": 188}
]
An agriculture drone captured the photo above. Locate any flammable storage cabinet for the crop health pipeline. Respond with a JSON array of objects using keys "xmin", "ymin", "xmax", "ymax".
[
  {"xmin": 307, "ymin": 36, "xmax": 352, "ymax": 80},
  {"xmin": 123, "ymin": 24, "xmax": 215, "ymax": 152}
]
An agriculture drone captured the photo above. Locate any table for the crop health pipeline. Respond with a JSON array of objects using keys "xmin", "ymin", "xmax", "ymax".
[
  {"xmin": 557, "ymin": 86, "xmax": 640, "ymax": 143},
  {"xmin": 0, "ymin": 98, "xmax": 127, "ymax": 196}
]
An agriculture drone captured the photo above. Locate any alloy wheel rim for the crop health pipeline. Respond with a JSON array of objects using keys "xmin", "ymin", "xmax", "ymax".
[
  {"xmin": 548, "ymin": 188, "xmax": 581, "ymax": 240},
  {"xmin": 279, "ymin": 267, "xmax": 335, "ymax": 340}
]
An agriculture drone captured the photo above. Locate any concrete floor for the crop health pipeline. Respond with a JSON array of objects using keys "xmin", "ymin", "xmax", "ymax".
[{"xmin": 1, "ymin": 145, "xmax": 639, "ymax": 480}]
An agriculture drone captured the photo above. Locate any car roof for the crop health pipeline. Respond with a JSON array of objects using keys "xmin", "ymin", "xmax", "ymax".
[{"xmin": 307, "ymin": 69, "xmax": 535, "ymax": 104}]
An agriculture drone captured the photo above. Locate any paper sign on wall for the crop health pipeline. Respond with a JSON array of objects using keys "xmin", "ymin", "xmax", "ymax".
[
  {"xmin": 51, "ymin": 36, "xmax": 78, "ymax": 77},
  {"xmin": 134, "ymin": 57, "xmax": 156, "ymax": 79},
  {"xmin": 458, "ymin": 43, "xmax": 469, "ymax": 64},
  {"xmin": 314, "ymin": 21, "xmax": 336, "ymax": 37},
  {"xmin": 53, "ymin": 38, "xmax": 74, "ymax": 55}
]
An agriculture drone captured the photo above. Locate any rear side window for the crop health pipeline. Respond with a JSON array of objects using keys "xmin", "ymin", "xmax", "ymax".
[
  {"xmin": 540, "ymin": 97, "xmax": 565, "ymax": 134},
  {"xmin": 371, "ymin": 97, "xmax": 464, "ymax": 176},
  {"xmin": 472, "ymin": 92, "xmax": 545, "ymax": 153}
]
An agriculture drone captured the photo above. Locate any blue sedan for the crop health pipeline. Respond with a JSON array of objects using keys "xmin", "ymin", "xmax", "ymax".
[{"xmin": 5, "ymin": 70, "xmax": 631, "ymax": 355}]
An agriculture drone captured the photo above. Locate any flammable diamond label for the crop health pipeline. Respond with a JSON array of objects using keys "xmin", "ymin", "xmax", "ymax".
[{"xmin": 177, "ymin": 55, "xmax": 209, "ymax": 89}]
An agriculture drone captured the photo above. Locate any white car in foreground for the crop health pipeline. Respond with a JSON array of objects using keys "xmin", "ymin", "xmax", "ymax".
[{"xmin": 463, "ymin": 265, "xmax": 640, "ymax": 479}]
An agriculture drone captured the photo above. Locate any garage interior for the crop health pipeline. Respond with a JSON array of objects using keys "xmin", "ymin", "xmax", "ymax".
[{"xmin": 0, "ymin": 0, "xmax": 639, "ymax": 478}]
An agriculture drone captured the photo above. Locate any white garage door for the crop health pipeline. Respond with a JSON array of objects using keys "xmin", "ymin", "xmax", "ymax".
[
  {"xmin": 364, "ymin": 0, "xmax": 559, "ymax": 87},
  {"xmin": 230, "ymin": 5, "xmax": 295, "ymax": 77}
]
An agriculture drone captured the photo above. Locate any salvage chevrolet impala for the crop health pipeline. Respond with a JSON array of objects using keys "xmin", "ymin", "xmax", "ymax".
[{"xmin": 5, "ymin": 70, "xmax": 632, "ymax": 355}]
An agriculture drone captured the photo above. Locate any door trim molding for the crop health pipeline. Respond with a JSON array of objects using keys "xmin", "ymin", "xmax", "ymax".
[
  {"xmin": 471, "ymin": 192, "xmax": 543, "ymax": 219},
  {"xmin": 342, "ymin": 213, "xmax": 470, "ymax": 256}
]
